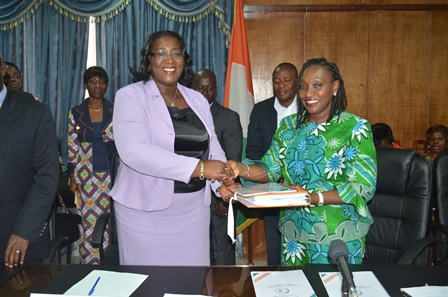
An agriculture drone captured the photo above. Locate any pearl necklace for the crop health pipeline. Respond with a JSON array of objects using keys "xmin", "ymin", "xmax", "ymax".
[{"xmin": 161, "ymin": 88, "xmax": 178, "ymax": 107}]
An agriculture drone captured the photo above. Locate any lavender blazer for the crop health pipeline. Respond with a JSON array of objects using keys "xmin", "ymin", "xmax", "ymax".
[{"xmin": 109, "ymin": 79, "xmax": 226, "ymax": 211}]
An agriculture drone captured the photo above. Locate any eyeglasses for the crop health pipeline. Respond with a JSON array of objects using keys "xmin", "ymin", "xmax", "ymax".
[
  {"xmin": 195, "ymin": 86, "xmax": 216, "ymax": 93},
  {"xmin": 149, "ymin": 50, "xmax": 184, "ymax": 61}
]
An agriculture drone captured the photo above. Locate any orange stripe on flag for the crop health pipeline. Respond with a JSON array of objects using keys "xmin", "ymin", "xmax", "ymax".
[{"xmin": 223, "ymin": 0, "xmax": 254, "ymax": 137}]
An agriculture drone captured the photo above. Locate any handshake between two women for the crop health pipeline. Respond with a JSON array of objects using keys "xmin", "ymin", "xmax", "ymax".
[{"xmin": 195, "ymin": 160, "xmax": 268, "ymax": 203}]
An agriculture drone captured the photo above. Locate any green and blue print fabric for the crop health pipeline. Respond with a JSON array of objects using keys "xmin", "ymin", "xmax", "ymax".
[{"xmin": 261, "ymin": 111, "xmax": 377, "ymax": 265}]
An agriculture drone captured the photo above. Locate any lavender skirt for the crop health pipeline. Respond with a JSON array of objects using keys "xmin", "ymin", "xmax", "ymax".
[{"xmin": 114, "ymin": 189, "xmax": 210, "ymax": 266}]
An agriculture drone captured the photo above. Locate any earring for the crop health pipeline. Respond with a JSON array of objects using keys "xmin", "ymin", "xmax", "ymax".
[
  {"xmin": 333, "ymin": 93, "xmax": 337, "ymax": 96},
  {"xmin": 148, "ymin": 65, "xmax": 152, "ymax": 71}
]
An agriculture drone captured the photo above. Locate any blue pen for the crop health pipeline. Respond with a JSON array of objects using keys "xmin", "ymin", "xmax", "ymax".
[{"xmin": 88, "ymin": 276, "xmax": 101, "ymax": 296}]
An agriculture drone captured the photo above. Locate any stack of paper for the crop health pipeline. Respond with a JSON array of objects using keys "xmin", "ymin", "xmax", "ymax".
[
  {"xmin": 319, "ymin": 271, "xmax": 389, "ymax": 297},
  {"xmin": 251, "ymin": 270, "xmax": 316, "ymax": 297},
  {"xmin": 230, "ymin": 183, "xmax": 310, "ymax": 208}
]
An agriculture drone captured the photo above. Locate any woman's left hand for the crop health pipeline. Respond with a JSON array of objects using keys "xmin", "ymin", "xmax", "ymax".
[{"xmin": 219, "ymin": 185, "xmax": 234, "ymax": 203}]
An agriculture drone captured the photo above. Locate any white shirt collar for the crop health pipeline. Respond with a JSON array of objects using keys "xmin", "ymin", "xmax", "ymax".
[
  {"xmin": 0, "ymin": 85, "xmax": 7, "ymax": 108},
  {"xmin": 274, "ymin": 95, "xmax": 297, "ymax": 128}
]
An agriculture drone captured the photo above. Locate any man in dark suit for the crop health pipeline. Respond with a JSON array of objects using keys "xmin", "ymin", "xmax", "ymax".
[
  {"xmin": 193, "ymin": 69, "xmax": 242, "ymax": 265},
  {"xmin": 0, "ymin": 54, "xmax": 59, "ymax": 268},
  {"xmin": 246, "ymin": 62, "xmax": 298, "ymax": 265}
]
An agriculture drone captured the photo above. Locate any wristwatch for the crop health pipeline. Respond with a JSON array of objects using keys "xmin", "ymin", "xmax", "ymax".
[{"xmin": 317, "ymin": 192, "xmax": 324, "ymax": 206}]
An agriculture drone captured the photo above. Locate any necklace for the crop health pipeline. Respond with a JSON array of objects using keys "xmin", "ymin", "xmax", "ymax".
[
  {"xmin": 161, "ymin": 88, "xmax": 178, "ymax": 107},
  {"xmin": 88, "ymin": 99, "xmax": 103, "ymax": 112}
]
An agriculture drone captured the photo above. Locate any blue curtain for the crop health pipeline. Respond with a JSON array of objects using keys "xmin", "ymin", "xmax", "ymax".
[
  {"xmin": 0, "ymin": 1, "xmax": 89, "ymax": 164},
  {"xmin": 0, "ymin": 0, "xmax": 233, "ymax": 163},
  {"xmin": 96, "ymin": 0, "xmax": 233, "ymax": 104}
]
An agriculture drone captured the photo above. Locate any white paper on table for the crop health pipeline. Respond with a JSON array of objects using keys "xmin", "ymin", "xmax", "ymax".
[
  {"xmin": 63, "ymin": 270, "xmax": 148, "ymax": 296},
  {"xmin": 163, "ymin": 293, "xmax": 212, "ymax": 297},
  {"xmin": 30, "ymin": 293, "xmax": 86, "ymax": 297},
  {"xmin": 319, "ymin": 271, "xmax": 389, "ymax": 297},
  {"xmin": 250, "ymin": 270, "xmax": 316, "ymax": 297},
  {"xmin": 400, "ymin": 286, "xmax": 448, "ymax": 297}
]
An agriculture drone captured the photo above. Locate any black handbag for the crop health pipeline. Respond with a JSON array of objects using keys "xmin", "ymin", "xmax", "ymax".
[{"xmin": 55, "ymin": 190, "xmax": 82, "ymax": 244}]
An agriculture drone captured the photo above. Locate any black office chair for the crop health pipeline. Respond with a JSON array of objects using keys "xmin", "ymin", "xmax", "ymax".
[
  {"xmin": 363, "ymin": 148, "xmax": 438, "ymax": 265},
  {"xmin": 44, "ymin": 172, "xmax": 80, "ymax": 264},
  {"xmin": 432, "ymin": 152, "xmax": 448, "ymax": 265},
  {"xmin": 92, "ymin": 153, "xmax": 120, "ymax": 265}
]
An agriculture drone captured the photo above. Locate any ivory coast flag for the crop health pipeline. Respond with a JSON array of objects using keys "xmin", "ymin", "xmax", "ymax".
[
  {"xmin": 224, "ymin": 0, "xmax": 258, "ymax": 234},
  {"xmin": 223, "ymin": 0, "xmax": 254, "ymax": 138}
]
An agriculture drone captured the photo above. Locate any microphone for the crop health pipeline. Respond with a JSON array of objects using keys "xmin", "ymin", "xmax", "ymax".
[{"xmin": 329, "ymin": 240, "xmax": 358, "ymax": 297}]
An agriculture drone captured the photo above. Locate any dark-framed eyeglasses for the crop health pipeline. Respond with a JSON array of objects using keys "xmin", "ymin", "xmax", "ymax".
[{"xmin": 149, "ymin": 50, "xmax": 184, "ymax": 61}]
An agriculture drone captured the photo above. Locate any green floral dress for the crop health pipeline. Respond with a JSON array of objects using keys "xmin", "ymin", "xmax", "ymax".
[{"xmin": 261, "ymin": 111, "xmax": 377, "ymax": 266}]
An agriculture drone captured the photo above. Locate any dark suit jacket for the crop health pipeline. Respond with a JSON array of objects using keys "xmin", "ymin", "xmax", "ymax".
[
  {"xmin": 210, "ymin": 102, "xmax": 243, "ymax": 162},
  {"xmin": 0, "ymin": 88, "xmax": 59, "ymax": 263},
  {"xmin": 210, "ymin": 102, "xmax": 242, "ymax": 215},
  {"xmin": 246, "ymin": 97, "xmax": 277, "ymax": 160}
]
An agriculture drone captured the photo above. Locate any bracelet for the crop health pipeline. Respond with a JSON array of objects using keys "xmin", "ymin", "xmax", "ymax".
[
  {"xmin": 216, "ymin": 184, "xmax": 223, "ymax": 194},
  {"xmin": 199, "ymin": 160, "xmax": 205, "ymax": 180},
  {"xmin": 245, "ymin": 163, "xmax": 250, "ymax": 179},
  {"xmin": 317, "ymin": 192, "xmax": 324, "ymax": 206}
]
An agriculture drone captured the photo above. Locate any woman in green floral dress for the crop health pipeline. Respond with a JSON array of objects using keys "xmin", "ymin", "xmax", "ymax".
[{"xmin": 226, "ymin": 58, "xmax": 377, "ymax": 265}]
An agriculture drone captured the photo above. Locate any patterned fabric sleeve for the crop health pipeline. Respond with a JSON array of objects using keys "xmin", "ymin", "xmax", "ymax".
[
  {"xmin": 333, "ymin": 118, "xmax": 377, "ymax": 209},
  {"xmin": 67, "ymin": 110, "xmax": 79, "ymax": 177},
  {"xmin": 261, "ymin": 114, "xmax": 297, "ymax": 183}
]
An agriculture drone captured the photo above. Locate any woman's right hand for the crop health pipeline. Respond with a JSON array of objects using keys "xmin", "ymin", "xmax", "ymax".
[
  {"xmin": 68, "ymin": 177, "xmax": 79, "ymax": 194},
  {"xmin": 226, "ymin": 160, "xmax": 241, "ymax": 178}
]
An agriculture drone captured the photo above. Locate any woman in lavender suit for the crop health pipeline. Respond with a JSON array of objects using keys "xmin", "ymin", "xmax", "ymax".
[{"xmin": 110, "ymin": 31, "xmax": 232, "ymax": 266}]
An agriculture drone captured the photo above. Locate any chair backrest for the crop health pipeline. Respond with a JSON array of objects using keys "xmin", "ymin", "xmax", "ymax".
[
  {"xmin": 435, "ymin": 152, "xmax": 448, "ymax": 263},
  {"xmin": 412, "ymin": 139, "xmax": 428, "ymax": 155},
  {"xmin": 364, "ymin": 148, "xmax": 434, "ymax": 265}
]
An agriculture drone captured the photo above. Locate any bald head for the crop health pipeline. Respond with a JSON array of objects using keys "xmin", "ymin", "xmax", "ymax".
[{"xmin": 193, "ymin": 69, "xmax": 217, "ymax": 104}]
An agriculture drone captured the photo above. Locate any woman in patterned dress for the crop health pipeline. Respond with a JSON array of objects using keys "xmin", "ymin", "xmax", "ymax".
[
  {"xmin": 226, "ymin": 58, "xmax": 377, "ymax": 265},
  {"xmin": 67, "ymin": 66, "xmax": 117, "ymax": 264}
]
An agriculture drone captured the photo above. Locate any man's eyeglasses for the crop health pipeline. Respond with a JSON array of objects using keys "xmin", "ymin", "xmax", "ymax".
[
  {"xmin": 149, "ymin": 50, "xmax": 184, "ymax": 61},
  {"xmin": 195, "ymin": 86, "xmax": 216, "ymax": 93}
]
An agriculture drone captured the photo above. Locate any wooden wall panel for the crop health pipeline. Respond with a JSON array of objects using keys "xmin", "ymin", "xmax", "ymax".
[
  {"xmin": 429, "ymin": 11, "xmax": 448, "ymax": 128},
  {"xmin": 243, "ymin": 0, "xmax": 448, "ymax": 5},
  {"xmin": 304, "ymin": 11, "xmax": 369, "ymax": 118},
  {"xmin": 245, "ymin": 12, "xmax": 304, "ymax": 103},
  {"xmin": 367, "ymin": 11, "xmax": 430, "ymax": 148}
]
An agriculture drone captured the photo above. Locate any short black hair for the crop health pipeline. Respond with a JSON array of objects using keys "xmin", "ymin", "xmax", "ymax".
[
  {"xmin": 371, "ymin": 123, "xmax": 394, "ymax": 147},
  {"xmin": 273, "ymin": 62, "xmax": 298, "ymax": 78},
  {"xmin": 4, "ymin": 61, "xmax": 21, "ymax": 76},
  {"xmin": 131, "ymin": 30, "xmax": 193, "ymax": 85},
  {"xmin": 426, "ymin": 124, "xmax": 448, "ymax": 143},
  {"xmin": 297, "ymin": 58, "xmax": 347, "ymax": 125},
  {"xmin": 83, "ymin": 66, "xmax": 108, "ymax": 85}
]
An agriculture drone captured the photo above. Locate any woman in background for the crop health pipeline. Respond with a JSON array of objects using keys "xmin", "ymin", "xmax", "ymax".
[
  {"xmin": 423, "ymin": 124, "xmax": 448, "ymax": 162},
  {"xmin": 226, "ymin": 58, "xmax": 377, "ymax": 266},
  {"xmin": 110, "ymin": 30, "xmax": 232, "ymax": 266},
  {"xmin": 67, "ymin": 66, "xmax": 117, "ymax": 264}
]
